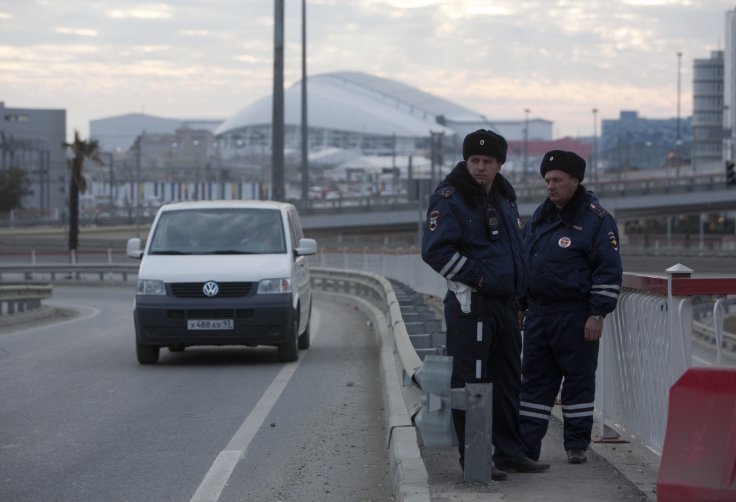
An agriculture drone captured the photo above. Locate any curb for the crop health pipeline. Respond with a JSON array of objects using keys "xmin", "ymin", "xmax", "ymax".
[
  {"xmin": 315, "ymin": 291, "xmax": 431, "ymax": 502},
  {"xmin": 0, "ymin": 305, "xmax": 57, "ymax": 329}
]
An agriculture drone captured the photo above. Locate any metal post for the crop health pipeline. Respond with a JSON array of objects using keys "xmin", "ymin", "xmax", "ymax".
[
  {"xmin": 676, "ymin": 51, "xmax": 682, "ymax": 177},
  {"xmin": 592, "ymin": 108, "xmax": 598, "ymax": 183},
  {"xmin": 462, "ymin": 383, "xmax": 493, "ymax": 484},
  {"xmin": 523, "ymin": 108, "xmax": 530, "ymax": 179},
  {"xmin": 300, "ymin": 0, "xmax": 309, "ymax": 204},
  {"xmin": 272, "ymin": 0, "xmax": 285, "ymax": 201},
  {"xmin": 135, "ymin": 132, "xmax": 143, "ymax": 239}
]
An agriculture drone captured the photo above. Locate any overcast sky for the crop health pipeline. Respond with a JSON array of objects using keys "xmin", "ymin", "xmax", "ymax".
[{"xmin": 0, "ymin": 0, "xmax": 733, "ymax": 142}]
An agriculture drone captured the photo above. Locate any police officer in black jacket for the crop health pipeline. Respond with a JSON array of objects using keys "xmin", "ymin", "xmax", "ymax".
[
  {"xmin": 421, "ymin": 130, "xmax": 550, "ymax": 480},
  {"xmin": 519, "ymin": 150, "xmax": 623, "ymax": 465}
]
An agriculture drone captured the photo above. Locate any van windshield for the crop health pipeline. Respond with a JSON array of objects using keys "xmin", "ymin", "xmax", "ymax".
[{"xmin": 148, "ymin": 208, "xmax": 287, "ymax": 255}]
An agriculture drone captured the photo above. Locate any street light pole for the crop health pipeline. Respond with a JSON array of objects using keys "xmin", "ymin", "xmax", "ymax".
[
  {"xmin": 135, "ymin": 132, "xmax": 143, "ymax": 239},
  {"xmin": 300, "ymin": 0, "xmax": 309, "ymax": 205},
  {"xmin": 676, "ymin": 51, "xmax": 682, "ymax": 177},
  {"xmin": 523, "ymin": 108, "xmax": 530, "ymax": 180},
  {"xmin": 592, "ymin": 108, "xmax": 598, "ymax": 183},
  {"xmin": 272, "ymin": 0, "xmax": 285, "ymax": 201}
]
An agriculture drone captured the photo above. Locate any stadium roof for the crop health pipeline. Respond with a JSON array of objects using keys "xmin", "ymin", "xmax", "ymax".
[{"xmin": 216, "ymin": 71, "xmax": 488, "ymax": 138}]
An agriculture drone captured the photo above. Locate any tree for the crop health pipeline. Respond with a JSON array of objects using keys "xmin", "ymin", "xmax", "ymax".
[
  {"xmin": 63, "ymin": 131, "xmax": 101, "ymax": 252},
  {"xmin": 0, "ymin": 166, "xmax": 31, "ymax": 212}
]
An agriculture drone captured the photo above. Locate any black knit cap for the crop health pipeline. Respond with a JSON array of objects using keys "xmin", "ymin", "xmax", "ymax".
[
  {"xmin": 540, "ymin": 150, "xmax": 586, "ymax": 182},
  {"xmin": 462, "ymin": 129, "xmax": 507, "ymax": 164}
]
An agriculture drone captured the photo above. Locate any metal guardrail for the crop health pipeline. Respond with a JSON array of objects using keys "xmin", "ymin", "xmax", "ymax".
[
  {"xmin": 0, "ymin": 283, "xmax": 52, "ymax": 317},
  {"xmin": 0, "ymin": 263, "xmax": 138, "ymax": 282}
]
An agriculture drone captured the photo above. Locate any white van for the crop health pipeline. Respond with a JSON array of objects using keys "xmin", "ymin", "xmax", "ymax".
[{"xmin": 126, "ymin": 200, "xmax": 317, "ymax": 364}]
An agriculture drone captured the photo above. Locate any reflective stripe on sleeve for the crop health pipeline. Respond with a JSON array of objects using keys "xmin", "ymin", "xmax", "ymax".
[
  {"xmin": 439, "ymin": 252, "xmax": 467, "ymax": 280},
  {"xmin": 592, "ymin": 284, "xmax": 620, "ymax": 299}
]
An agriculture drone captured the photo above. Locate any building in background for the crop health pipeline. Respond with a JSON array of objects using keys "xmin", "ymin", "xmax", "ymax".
[
  {"xmin": 692, "ymin": 50, "xmax": 724, "ymax": 170},
  {"xmin": 599, "ymin": 111, "xmax": 692, "ymax": 171},
  {"xmin": 0, "ymin": 102, "xmax": 66, "ymax": 215},
  {"xmin": 725, "ymin": 9, "xmax": 736, "ymax": 166},
  {"xmin": 87, "ymin": 71, "xmax": 554, "ymax": 203}
]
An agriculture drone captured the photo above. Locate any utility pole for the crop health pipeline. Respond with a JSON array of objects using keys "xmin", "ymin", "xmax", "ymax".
[
  {"xmin": 592, "ymin": 108, "xmax": 598, "ymax": 183},
  {"xmin": 300, "ymin": 0, "xmax": 309, "ymax": 204},
  {"xmin": 136, "ymin": 132, "xmax": 143, "ymax": 238},
  {"xmin": 676, "ymin": 51, "xmax": 682, "ymax": 177},
  {"xmin": 523, "ymin": 108, "xmax": 530, "ymax": 180},
  {"xmin": 272, "ymin": 0, "xmax": 285, "ymax": 201}
]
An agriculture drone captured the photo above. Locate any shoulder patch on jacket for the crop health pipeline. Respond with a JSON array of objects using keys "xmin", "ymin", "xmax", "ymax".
[
  {"xmin": 439, "ymin": 187, "xmax": 455, "ymax": 198},
  {"xmin": 587, "ymin": 202, "xmax": 608, "ymax": 218}
]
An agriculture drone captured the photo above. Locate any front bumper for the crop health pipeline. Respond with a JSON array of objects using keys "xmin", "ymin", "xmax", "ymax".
[{"xmin": 133, "ymin": 292, "xmax": 293, "ymax": 347}]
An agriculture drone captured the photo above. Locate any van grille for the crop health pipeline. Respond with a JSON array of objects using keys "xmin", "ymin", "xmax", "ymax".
[{"xmin": 169, "ymin": 282, "xmax": 254, "ymax": 298}]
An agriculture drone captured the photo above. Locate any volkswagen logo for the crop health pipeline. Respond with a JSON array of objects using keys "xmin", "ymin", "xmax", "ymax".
[{"xmin": 202, "ymin": 281, "xmax": 219, "ymax": 297}]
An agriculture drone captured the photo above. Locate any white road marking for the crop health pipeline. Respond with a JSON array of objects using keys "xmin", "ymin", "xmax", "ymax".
[{"xmin": 189, "ymin": 309, "xmax": 321, "ymax": 502}]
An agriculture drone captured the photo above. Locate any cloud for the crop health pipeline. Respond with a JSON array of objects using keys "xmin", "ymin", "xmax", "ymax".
[
  {"xmin": 55, "ymin": 27, "xmax": 99, "ymax": 37},
  {"xmin": 0, "ymin": 11, "xmax": 13, "ymax": 20},
  {"xmin": 179, "ymin": 29, "xmax": 210, "ymax": 37},
  {"xmin": 106, "ymin": 3, "xmax": 173, "ymax": 20}
]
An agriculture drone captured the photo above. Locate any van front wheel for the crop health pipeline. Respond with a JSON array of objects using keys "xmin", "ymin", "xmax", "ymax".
[
  {"xmin": 136, "ymin": 339, "xmax": 160, "ymax": 364},
  {"xmin": 278, "ymin": 316, "xmax": 299, "ymax": 362}
]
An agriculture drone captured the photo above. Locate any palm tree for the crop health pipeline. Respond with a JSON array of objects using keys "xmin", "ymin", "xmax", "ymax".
[{"xmin": 63, "ymin": 131, "xmax": 101, "ymax": 252}]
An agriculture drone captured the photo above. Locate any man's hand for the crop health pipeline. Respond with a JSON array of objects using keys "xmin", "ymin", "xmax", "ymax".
[{"xmin": 584, "ymin": 315, "xmax": 604, "ymax": 341}]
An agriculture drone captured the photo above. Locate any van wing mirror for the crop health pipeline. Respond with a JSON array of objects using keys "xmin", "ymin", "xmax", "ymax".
[
  {"xmin": 294, "ymin": 238, "xmax": 317, "ymax": 256},
  {"xmin": 126, "ymin": 237, "xmax": 144, "ymax": 259}
]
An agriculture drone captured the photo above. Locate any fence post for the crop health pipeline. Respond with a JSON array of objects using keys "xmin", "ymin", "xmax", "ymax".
[{"xmin": 667, "ymin": 264, "xmax": 694, "ymax": 385}]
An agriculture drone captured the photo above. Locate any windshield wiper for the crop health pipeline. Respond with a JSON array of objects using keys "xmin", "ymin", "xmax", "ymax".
[
  {"xmin": 149, "ymin": 250, "xmax": 191, "ymax": 255},
  {"xmin": 210, "ymin": 250, "xmax": 258, "ymax": 254}
]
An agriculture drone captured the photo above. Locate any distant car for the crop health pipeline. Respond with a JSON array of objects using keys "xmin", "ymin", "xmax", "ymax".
[{"xmin": 126, "ymin": 200, "xmax": 317, "ymax": 364}]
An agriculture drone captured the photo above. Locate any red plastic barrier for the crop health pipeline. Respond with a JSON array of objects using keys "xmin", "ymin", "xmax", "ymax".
[{"xmin": 657, "ymin": 367, "xmax": 736, "ymax": 501}]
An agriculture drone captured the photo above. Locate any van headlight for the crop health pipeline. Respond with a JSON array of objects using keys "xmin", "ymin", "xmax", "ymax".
[
  {"xmin": 257, "ymin": 278, "xmax": 291, "ymax": 294},
  {"xmin": 136, "ymin": 279, "xmax": 166, "ymax": 295}
]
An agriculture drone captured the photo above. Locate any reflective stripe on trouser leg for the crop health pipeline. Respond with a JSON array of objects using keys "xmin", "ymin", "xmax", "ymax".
[
  {"xmin": 557, "ymin": 311, "xmax": 599, "ymax": 451},
  {"xmin": 519, "ymin": 309, "xmax": 564, "ymax": 460}
]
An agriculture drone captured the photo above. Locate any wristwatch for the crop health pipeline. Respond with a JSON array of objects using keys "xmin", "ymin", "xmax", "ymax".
[{"xmin": 591, "ymin": 314, "xmax": 605, "ymax": 322}]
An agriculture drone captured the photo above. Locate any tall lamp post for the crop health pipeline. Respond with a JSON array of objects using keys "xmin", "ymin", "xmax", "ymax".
[
  {"xmin": 676, "ymin": 51, "xmax": 682, "ymax": 177},
  {"xmin": 523, "ymin": 108, "xmax": 530, "ymax": 179},
  {"xmin": 272, "ymin": 0, "xmax": 285, "ymax": 201},
  {"xmin": 300, "ymin": 0, "xmax": 309, "ymax": 204},
  {"xmin": 592, "ymin": 108, "xmax": 598, "ymax": 183}
]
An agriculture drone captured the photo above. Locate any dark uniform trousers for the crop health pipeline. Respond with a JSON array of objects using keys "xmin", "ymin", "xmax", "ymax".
[
  {"xmin": 519, "ymin": 306, "xmax": 600, "ymax": 460},
  {"xmin": 445, "ymin": 291, "xmax": 525, "ymax": 466}
]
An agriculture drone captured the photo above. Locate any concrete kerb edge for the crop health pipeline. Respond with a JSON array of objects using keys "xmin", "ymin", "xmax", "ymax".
[
  {"xmin": 314, "ymin": 291, "xmax": 431, "ymax": 502},
  {"xmin": 0, "ymin": 305, "xmax": 57, "ymax": 329}
]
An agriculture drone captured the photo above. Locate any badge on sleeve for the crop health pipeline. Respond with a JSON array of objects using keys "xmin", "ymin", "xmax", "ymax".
[
  {"xmin": 558, "ymin": 236, "xmax": 571, "ymax": 248},
  {"xmin": 428, "ymin": 210, "xmax": 440, "ymax": 231},
  {"xmin": 608, "ymin": 231, "xmax": 619, "ymax": 251}
]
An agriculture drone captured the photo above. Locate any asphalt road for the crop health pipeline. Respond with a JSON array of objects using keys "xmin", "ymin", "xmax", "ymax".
[{"xmin": 0, "ymin": 286, "xmax": 392, "ymax": 502}]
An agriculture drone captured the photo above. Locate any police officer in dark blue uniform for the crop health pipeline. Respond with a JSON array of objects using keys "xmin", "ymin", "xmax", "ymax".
[
  {"xmin": 422, "ymin": 129, "xmax": 550, "ymax": 480},
  {"xmin": 519, "ymin": 150, "xmax": 622, "ymax": 465}
]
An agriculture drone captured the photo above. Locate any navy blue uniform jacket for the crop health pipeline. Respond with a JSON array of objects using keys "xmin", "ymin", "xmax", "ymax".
[
  {"xmin": 523, "ymin": 186, "xmax": 622, "ymax": 316},
  {"xmin": 421, "ymin": 162, "xmax": 527, "ymax": 298}
]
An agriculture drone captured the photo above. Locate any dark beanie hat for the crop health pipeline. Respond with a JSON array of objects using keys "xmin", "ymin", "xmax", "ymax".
[
  {"xmin": 462, "ymin": 129, "xmax": 507, "ymax": 164},
  {"xmin": 540, "ymin": 150, "xmax": 586, "ymax": 182}
]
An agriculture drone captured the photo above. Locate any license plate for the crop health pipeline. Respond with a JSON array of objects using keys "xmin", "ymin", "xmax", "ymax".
[{"xmin": 187, "ymin": 319, "xmax": 234, "ymax": 330}]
